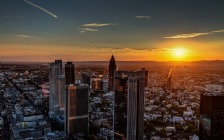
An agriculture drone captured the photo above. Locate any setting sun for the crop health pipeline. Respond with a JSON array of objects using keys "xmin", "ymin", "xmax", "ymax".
[{"xmin": 173, "ymin": 48, "xmax": 188, "ymax": 60}]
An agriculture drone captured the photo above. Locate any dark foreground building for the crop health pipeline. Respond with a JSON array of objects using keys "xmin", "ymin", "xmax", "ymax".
[
  {"xmin": 114, "ymin": 70, "xmax": 145, "ymax": 140},
  {"xmin": 65, "ymin": 62, "xmax": 75, "ymax": 85},
  {"xmin": 108, "ymin": 55, "xmax": 116, "ymax": 91},
  {"xmin": 199, "ymin": 92, "xmax": 224, "ymax": 139},
  {"xmin": 65, "ymin": 84, "xmax": 89, "ymax": 137}
]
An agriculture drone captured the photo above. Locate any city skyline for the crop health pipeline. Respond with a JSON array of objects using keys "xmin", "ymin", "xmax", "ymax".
[
  {"xmin": 1, "ymin": 0, "xmax": 224, "ymax": 62},
  {"xmin": 1, "ymin": 58, "xmax": 224, "ymax": 139}
]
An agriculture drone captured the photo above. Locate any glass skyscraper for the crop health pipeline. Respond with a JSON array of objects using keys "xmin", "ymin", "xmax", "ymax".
[
  {"xmin": 49, "ymin": 60, "xmax": 62, "ymax": 118},
  {"xmin": 65, "ymin": 84, "xmax": 89, "ymax": 136},
  {"xmin": 65, "ymin": 62, "xmax": 75, "ymax": 85},
  {"xmin": 114, "ymin": 70, "xmax": 145, "ymax": 140},
  {"xmin": 199, "ymin": 93, "xmax": 224, "ymax": 139}
]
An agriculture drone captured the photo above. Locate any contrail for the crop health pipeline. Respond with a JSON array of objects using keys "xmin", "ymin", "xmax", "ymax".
[{"xmin": 24, "ymin": 0, "xmax": 58, "ymax": 18}]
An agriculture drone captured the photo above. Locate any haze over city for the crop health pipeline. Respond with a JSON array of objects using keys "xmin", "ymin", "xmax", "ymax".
[
  {"xmin": 1, "ymin": 1, "xmax": 224, "ymax": 140},
  {"xmin": 1, "ymin": 0, "xmax": 224, "ymax": 62}
]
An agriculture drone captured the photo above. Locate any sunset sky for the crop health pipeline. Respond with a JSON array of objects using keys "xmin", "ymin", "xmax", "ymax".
[{"xmin": 1, "ymin": 0, "xmax": 224, "ymax": 62}]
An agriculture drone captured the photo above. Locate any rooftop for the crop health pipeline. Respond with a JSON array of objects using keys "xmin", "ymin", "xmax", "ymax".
[{"xmin": 45, "ymin": 131, "xmax": 66, "ymax": 139}]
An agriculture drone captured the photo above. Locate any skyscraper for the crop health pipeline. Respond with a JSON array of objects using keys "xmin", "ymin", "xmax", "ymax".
[
  {"xmin": 199, "ymin": 93, "xmax": 224, "ymax": 139},
  {"xmin": 65, "ymin": 62, "xmax": 75, "ymax": 85},
  {"xmin": 49, "ymin": 60, "xmax": 62, "ymax": 118},
  {"xmin": 141, "ymin": 68, "xmax": 148, "ymax": 87},
  {"xmin": 58, "ymin": 75, "xmax": 66, "ymax": 108},
  {"xmin": 55, "ymin": 59, "xmax": 63, "ymax": 74},
  {"xmin": 114, "ymin": 70, "xmax": 145, "ymax": 140},
  {"xmin": 65, "ymin": 84, "xmax": 89, "ymax": 136},
  {"xmin": 109, "ymin": 55, "xmax": 116, "ymax": 91}
]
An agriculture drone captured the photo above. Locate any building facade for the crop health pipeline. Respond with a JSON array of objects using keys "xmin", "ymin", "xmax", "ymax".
[
  {"xmin": 108, "ymin": 55, "xmax": 116, "ymax": 91},
  {"xmin": 141, "ymin": 68, "xmax": 148, "ymax": 87},
  {"xmin": 199, "ymin": 93, "xmax": 224, "ymax": 139},
  {"xmin": 65, "ymin": 62, "xmax": 75, "ymax": 85},
  {"xmin": 65, "ymin": 84, "xmax": 89, "ymax": 136},
  {"xmin": 114, "ymin": 70, "xmax": 145, "ymax": 140},
  {"xmin": 57, "ymin": 75, "xmax": 66, "ymax": 108},
  {"xmin": 49, "ymin": 60, "xmax": 62, "ymax": 118}
]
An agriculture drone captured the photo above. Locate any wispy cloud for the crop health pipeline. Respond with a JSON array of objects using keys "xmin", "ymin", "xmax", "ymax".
[
  {"xmin": 164, "ymin": 29, "xmax": 224, "ymax": 39},
  {"xmin": 77, "ymin": 28, "xmax": 99, "ymax": 33},
  {"xmin": 16, "ymin": 34, "xmax": 31, "ymax": 38},
  {"xmin": 78, "ymin": 23, "xmax": 115, "ymax": 33},
  {"xmin": 212, "ymin": 29, "xmax": 224, "ymax": 33},
  {"xmin": 24, "ymin": 0, "xmax": 58, "ymax": 18},
  {"xmin": 101, "ymin": 47, "xmax": 173, "ymax": 53},
  {"xmin": 82, "ymin": 23, "xmax": 116, "ymax": 27},
  {"xmin": 164, "ymin": 33, "xmax": 210, "ymax": 39},
  {"xmin": 135, "ymin": 16, "xmax": 151, "ymax": 19}
]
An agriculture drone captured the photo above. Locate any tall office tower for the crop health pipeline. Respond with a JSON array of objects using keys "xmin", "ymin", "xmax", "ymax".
[
  {"xmin": 108, "ymin": 55, "xmax": 116, "ymax": 91},
  {"xmin": 199, "ymin": 93, "xmax": 224, "ymax": 139},
  {"xmin": 114, "ymin": 70, "xmax": 145, "ymax": 140},
  {"xmin": 55, "ymin": 59, "xmax": 63, "ymax": 74},
  {"xmin": 65, "ymin": 84, "xmax": 89, "ymax": 136},
  {"xmin": 49, "ymin": 60, "xmax": 63, "ymax": 118},
  {"xmin": 141, "ymin": 68, "xmax": 148, "ymax": 87},
  {"xmin": 58, "ymin": 75, "xmax": 66, "ymax": 108},
  {"xmin": 65, "ymin": 62, "xmax": 75, "ymax": 85}
]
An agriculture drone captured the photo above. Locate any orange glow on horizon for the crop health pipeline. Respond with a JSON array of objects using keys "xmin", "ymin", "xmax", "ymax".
[{"xmin": 1, "ymin": 40, "xmax": 224, "ymax": 62}]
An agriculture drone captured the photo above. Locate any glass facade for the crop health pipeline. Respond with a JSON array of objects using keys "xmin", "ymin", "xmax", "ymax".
[
  {"xmin": 66, "ymin": 85, "xmax": 89, "ymax": 136},
  {"xmin": 200, "ymin": 94, "xmax": 224, "ymax": 139},
  {"xmin": 114, "ymin": 71, "xmax": 145, "ymax": 140}
]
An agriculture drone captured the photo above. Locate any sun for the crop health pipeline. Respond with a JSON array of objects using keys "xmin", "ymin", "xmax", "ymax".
[{"xmin": 173, "ymin": 48, "xmax": 187, "ymax": 59}]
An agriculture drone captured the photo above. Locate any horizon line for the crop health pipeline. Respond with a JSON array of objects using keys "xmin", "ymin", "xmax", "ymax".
[{"xmin": 1, "ymin": 59, "xmax": 224, "ymax": 64}]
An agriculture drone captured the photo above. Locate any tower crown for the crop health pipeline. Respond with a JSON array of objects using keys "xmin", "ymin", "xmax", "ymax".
[
  {"xmin": 110, "ymin": 55, "xmax": 115, "ymax": 62},
  {"xmin": 109, "ymin": 55, "xmax": 116, "ymax": 66}
]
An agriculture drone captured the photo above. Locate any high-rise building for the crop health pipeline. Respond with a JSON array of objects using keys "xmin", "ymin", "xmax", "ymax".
[
  {"xmin": 49, "ymin": 60, "xmax": 62, "ymax": 118},
  {"xmin": 199, "ymin": 93, "xmax": 224, "ymax": 139},
  {"xmin": 108, "ymin": 55, "xmax": 116, "ymax": 91},
  {"xmin": 141, "ymin": 68, "xmax": 148, "ymax": 87},
  {"xmin": 114, "ymin": 70, "xmax": 145, "ymax": 140},
  {"xmin": 65, "ymin": 62, "xmax": 75, "ymax": 85},
  {"xmin": 65, "ymin": 84, "xmax": 89, "ymax": 136},
  {"xmin": 55, "ymin": 59, "xmax": 63, "ymax": 74},
  {"xmin": 58, "ymin": 75, "xmax": 66, "ymax": 108}
]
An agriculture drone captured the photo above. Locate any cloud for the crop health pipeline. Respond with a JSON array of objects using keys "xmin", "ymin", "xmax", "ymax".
[
  {"xmin": 135, "ymin": 16, "xmax": 151, "ymax": 19},
  {"xmin": 16, "ymin": 35, "xmax": 31, "ymax": 38},
  {"xmin": 212, "ymin": 29, "xmax": 224, "ymax": 33},
  {"xmin": 82, "ymin": 23, "xmax": 115, "ymax": 27},
  {"xmin": 164, "ymin": 29, "xmax": 224, "ymax": 39},
  {"xmin": 101, "ymin": 47, "xmax": 173, "ymax": 53},
  {"xmin": 164, "ymin": 33, "xmax": 210, "ymax": 39},
  {"xmin": 78, "ymin": 28, "xmax": 99, "ymax": 33},
  {"xmin": 78, "ymin": 23, "xmax": 115, "ymax": 33},
  {"xmin": 24, "ymin": 0, "xmax": 58, "ymax": 18}
]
